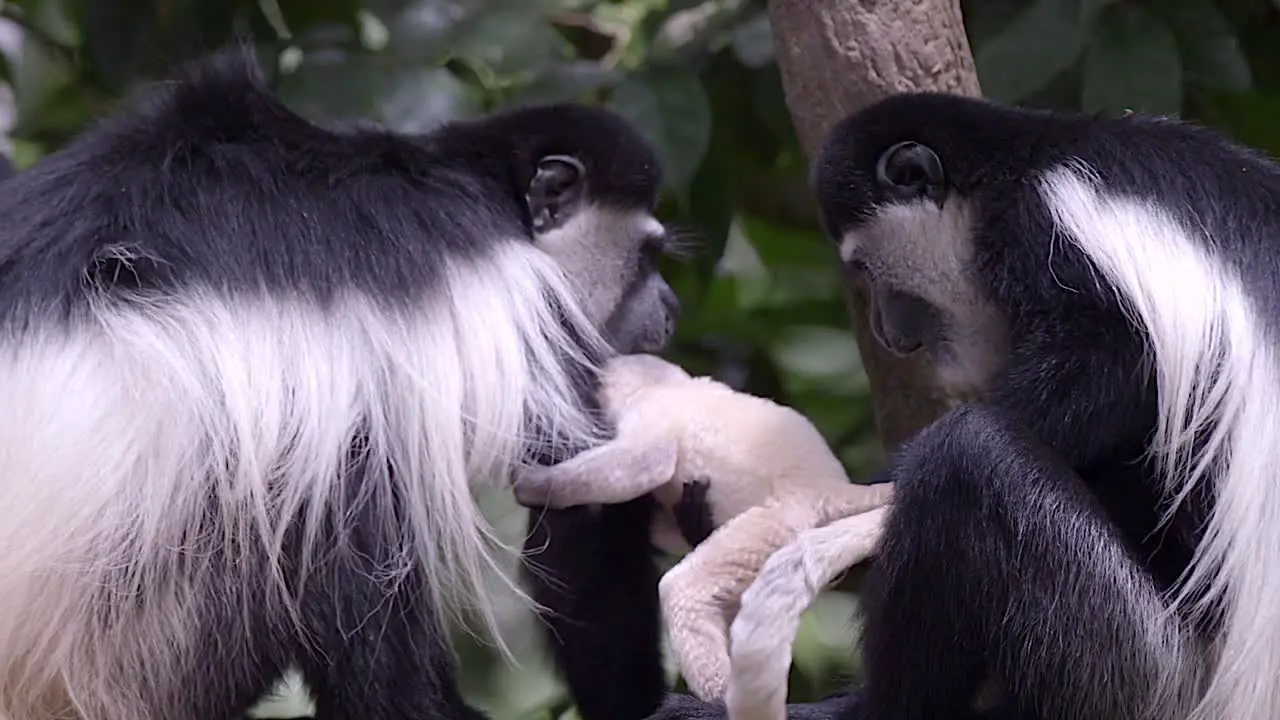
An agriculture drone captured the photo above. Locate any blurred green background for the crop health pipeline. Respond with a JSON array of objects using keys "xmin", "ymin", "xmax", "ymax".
[{"xmin": 0, "ymin": 0, "xmax": 1276, "ymax": 717}]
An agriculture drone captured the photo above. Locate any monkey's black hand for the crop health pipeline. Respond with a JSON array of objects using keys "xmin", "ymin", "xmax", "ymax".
[
  {"xmin": 643, "ymin": 694, "xmax": 727, "ymax": 719},
  {"xmin": 671, "ymin": 477, "xmax": 715, "ymax": 547},
  {"xmin": 645, "ymin": 693, "xmax": 859, "ymax": 720}
]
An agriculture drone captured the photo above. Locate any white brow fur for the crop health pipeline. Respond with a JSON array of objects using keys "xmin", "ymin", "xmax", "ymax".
[
  {"xmin": 0, "ymin": 239, "xmax": 609, "ymax": 719},
  {"xmin": 1042, "ymin": 165, "xmax": 1280, "ymax": 720}
]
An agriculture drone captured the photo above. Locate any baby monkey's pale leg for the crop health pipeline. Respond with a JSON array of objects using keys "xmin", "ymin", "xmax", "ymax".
[
  {"xmin": 659, "ymin": 483, "xmax": 892, "ymax": 703},
  {"xmin": 726, "ymin": 506, "xmax": 891, "ymax": 720}
]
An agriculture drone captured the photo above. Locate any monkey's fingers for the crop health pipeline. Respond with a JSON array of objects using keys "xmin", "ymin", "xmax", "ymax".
[
  {"xmin": 725, "ymin": 506, "xmax": 890, "ymax": 720},
  {"xmin": 804, "ymin": 480, "xmax": 895, "ymax": 526}
]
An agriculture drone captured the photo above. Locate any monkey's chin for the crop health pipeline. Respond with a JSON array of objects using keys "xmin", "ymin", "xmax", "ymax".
[
  {"xmin": 613, "ymin": 325, "xmax": 676, "ymax": 355},
  {"xmin": 627, "ymin": 336, "xmax": 671, "ymax": 354}
]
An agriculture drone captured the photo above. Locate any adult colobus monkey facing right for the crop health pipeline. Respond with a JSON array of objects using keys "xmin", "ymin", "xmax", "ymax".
[
  {"xmin": 651, "ymin": 94, "xmax": 1280, "ymax": 720},
  {"xmin": 0, "ymin": 46, "xmax": 679, "ymax": 720}
]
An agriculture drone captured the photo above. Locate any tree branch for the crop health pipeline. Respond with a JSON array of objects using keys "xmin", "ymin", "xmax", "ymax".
[{"xmin": 764, "ymin": 0, "xmax": 982, "ymax": 449}]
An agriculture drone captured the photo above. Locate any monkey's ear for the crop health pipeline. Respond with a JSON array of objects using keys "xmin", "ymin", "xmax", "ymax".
[{"xmin": 527, "ymin": 155, "xmax": 586, "ymax": 233}]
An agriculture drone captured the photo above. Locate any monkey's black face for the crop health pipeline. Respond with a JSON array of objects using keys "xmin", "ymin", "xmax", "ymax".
[
  {"xmin": 603, "ymin": 264, "xmax": 680, "ymax": 354},
  {"xmin": 525, "ymin": 152, "xmax": 680, "ymax": 355},
  {"xmin": 850, "ymin": 141, "xmax": 952, "ymax": 359},
  {"xmin": 868, "ymin": 286, "xmax": 938, "ymax": 357},
  {"xmin": 812, "ymin": 95, "xmax": 1009, "ymax": 394}
]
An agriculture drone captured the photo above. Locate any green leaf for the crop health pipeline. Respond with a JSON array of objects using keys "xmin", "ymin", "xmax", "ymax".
[
  {"xmin": 769, "ymin": 325, "xmax": 861, "ymax": 387},
  {"xmin": 79, "ymin": 0, "xmax": 156, "ymax": 93},
  {"xmin": 10, "ymin": 75, "xmax": 92, "ymax": 149},
  {"xmin": 157, "ymin": 0, "xmax": 247, "ymax": 70},
  {"xmin": 1152, "ymin": 0, "xmax": 1251, "ymax": 94},
  {"xmin": 974, "ymin": 0, "xmax": 1086, "ymax": 104},
  {"xmin": 72, "ymin": 0, "xmax": 246, "ymax": 88},
  {"xmin": 607, "ymin": 67, "xmax": 712, "ymax": 200},
  {"xmin": 498, "ymin": 61, "xmax": 621, "ymax": 109},
  {"xmin": 730, "ymin": 11, "xmax": 774, "ymax": 69},
  {"xmin": 1079, "ymin": 0, "xmax": 1117, "ymax": 26},
  {"xmin": 275, "ymin": 50, "xmax": 384, "ymax": 122},
  {"xmin": 1205, "ymin": 92, "xmax": 1280, "ymax": 159},
  {"xmin": 737, "ymin": 213, "xmax": 835, "ymax": 268},
  {"xmin": 381, "ymin": 0, "xmax": 473, "ymax": 65},
  {"xmin": 17, "ymin": 0, "xmax": 82, "ymax": 47},
  {"xmin": 717, "ymin": 222, "xmax": 770, "ymax": 308},
  {"xmin": 274, "ymin": 0, "xmax": 361, "ymax": 33},
  {"xmin": 1081, "ymin": 3, "xmax": 1182, "ymax": 116},
  {"xmin": 380, "ymin": 67, "xmax": 483, "ymax": 132},
  {"xmin": 451, "ymin": 9, "xmax": 570, "ymax": 78},
  {"xmin": 257, "ymin": 0, "xmax": 293, "ymax": 38},
  {"xmin": 10, "ymin": 138, "xmax": 44, "ymax": 170},
  {"xmin": 960, "ymin": 0, "xmax": 1026, "ymax": 48},
  {"xmin": 678, "ymin": 106, "xmax": 740, "ymax": 295}
]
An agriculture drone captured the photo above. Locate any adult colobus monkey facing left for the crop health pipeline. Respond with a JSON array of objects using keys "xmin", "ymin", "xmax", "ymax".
[
  {"xmin": 652, "ymin": 94, "xmax": 1280, "ymax": 720},
  {"xmin": 0, "ymin": 46, "xmax": 679, "ymax": 720}
]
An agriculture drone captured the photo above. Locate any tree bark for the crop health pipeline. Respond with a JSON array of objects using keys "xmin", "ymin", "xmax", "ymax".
[{"xmin": 765, "ymin": 0, "xmax": 983, "ymax": 450}]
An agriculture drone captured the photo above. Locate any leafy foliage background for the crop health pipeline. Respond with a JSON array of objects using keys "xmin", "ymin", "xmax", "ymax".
[{"xmin": 0, "ymin": 0, "xmax": 1277, "ymax": 717}]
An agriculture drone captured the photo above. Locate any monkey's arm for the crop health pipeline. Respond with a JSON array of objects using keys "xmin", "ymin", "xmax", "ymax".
[
  {"xmin": 855, "ymin": 405, "xmax": 1199, "ymax": 720},
  {"xmin": 517, "ymin": 401, "xmax": 673, "ymax": 720},
  {"xmin": 513, "ymin": 415, "xmax": 679, "ymax": 509},
  {"xmin": 522, "ymin": 498, "xmax": 666, "ymax": 720}
]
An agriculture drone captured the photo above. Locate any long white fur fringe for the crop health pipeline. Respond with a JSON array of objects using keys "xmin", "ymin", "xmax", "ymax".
[{"xmin": 0, "ymin": 240, "xmax": 607, "ymax": 719}]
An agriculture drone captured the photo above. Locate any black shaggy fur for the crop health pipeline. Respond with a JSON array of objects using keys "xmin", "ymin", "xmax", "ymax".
[
  {"xmin": 648, "ymin": 93, "xmax": 1280, "ymax": 720},
  {"xmin": 0, "ymin": 49, "xmax": 661, "ymax": 322},
  {"xmin": 0, "ymin": 45, "xmax": 671, "ymax": 720}
]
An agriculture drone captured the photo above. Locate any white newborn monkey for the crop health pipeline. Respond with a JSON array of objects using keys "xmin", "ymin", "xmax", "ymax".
[{"xmin": 513, "ymin": 353, "xmax": 893, "ymax": 704}]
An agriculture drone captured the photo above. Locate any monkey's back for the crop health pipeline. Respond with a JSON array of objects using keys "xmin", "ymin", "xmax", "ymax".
[{"xmin": 640, "ymin": 376, "xmax": 851, "ymax": 523}]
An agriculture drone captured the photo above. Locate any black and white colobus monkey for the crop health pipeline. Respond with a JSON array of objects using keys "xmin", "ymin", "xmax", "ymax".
[
  {"xmin": 0, "ymin": 46, "xmax": 679, "ymax": 720},
  {"xmin": 651, "ymin": 92, "xmax": 1280, "ymax": 720}
]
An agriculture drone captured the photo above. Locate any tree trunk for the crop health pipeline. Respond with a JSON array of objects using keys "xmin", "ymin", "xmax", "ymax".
[{"xmin": 765, "ymin": 0, "xmax": 983, "ymax": 451}]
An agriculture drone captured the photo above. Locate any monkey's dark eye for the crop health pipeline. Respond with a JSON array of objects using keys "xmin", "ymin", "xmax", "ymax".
[{"xmin": 875, "ymin": 141, "xmax": 945, "ymax": 202}]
